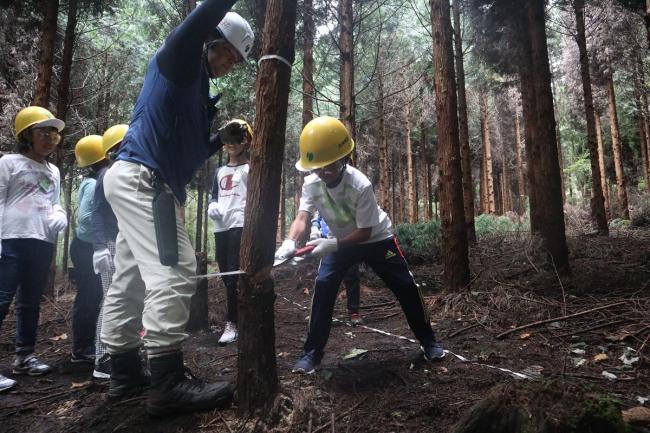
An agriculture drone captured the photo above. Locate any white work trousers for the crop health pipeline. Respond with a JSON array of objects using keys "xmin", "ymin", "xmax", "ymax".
[{"xmin": 101, "ymin": 160, "xmax": 196, "ymax": 353}]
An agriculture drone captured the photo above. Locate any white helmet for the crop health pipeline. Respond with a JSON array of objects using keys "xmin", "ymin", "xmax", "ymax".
[{"xmin": 217, "ymin": 12, "xmax": 254, "ymax": 61}]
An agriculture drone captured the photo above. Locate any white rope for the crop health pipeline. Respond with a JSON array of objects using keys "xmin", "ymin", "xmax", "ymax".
[
  {"xmin": 258, "ymin": 54, "xmax": 292, "ymax": 69},
  {"xmin": 277, "ymin": 292, "xmax": 533, "ymax": 380}
]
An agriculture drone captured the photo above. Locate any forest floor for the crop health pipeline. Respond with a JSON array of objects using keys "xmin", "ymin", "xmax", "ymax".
[{"xmin": 1, "ymin": 228, "xmax": 649, "ymax": 433}]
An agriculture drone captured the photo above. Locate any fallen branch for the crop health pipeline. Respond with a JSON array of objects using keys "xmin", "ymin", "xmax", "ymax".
[
  {"xmin": 556, "ymin": 319, "xmax": 630, "ymax": 338},
  {"xmin": 496, "ymin": 301, "xmax": 627, "ymax": 340},
  {"xmin": 447, "ymin": 323, "xmax": 479, "ymax": 338},
  {"xmin": 312, "ymin": 396, "xmax": 369, "ymax": 433}
]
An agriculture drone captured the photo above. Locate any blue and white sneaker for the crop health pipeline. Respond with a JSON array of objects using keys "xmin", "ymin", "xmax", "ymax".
[
  {"xmin": 12, "ymin": 355, "xmax": 51, "ymax": 376},
  {"xmin": 291, "ymin": 350, "xmax": 322, "ymax": 374},
  {"xmin": 421, "ymin": 341, "xmax": 445, "ymax": 361},
  {"xmin": 0, "ymin": 373, "xmax": 16, "ymax": 392}
]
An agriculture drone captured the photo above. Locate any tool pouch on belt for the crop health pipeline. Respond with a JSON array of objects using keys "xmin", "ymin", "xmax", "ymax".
[{"xmin": 152, "ymin": 173, "xmax": 179, "ymax": 266}]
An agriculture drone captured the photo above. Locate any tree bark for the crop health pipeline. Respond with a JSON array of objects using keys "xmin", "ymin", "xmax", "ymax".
[
  {"xmin": 574, "ymin": 0, "xmax": 608, "ymax": 234},
  {"xmin": 236, "ymin": 0, "xmax": 297, "ymax": 415},
  {"xmin": 480, "ymin": 92, "xmax": 496, "ymax": 214},
  {"xmin": 452, "ymin": 0, "xmax": 476, "ymax": 242},
  {"xmin": 195, "ymin": 167, "xmax": 204, "ymax": 251},
  {"xmin": 32, "ymin": 0, "xmax": 59, "ymax": 107},
  {"xmin": 594, "ymin": 112, "xmax": 610, "ymax": 215},
  {"xmin": 186, "ymin": 252, "xmax": 208, "ymax": 331},
  {"xmin": 605, "ymin": 67, "xmax": 629, "ymax": 219},
  {"xmin": 405, "ymin": 94, "xmax": 417, "ymax": 223},
  {"xmin": 431, "ymin": 0, "xmax": 469, "ymax": 290},
  {"xmin": 514, "ymin": 111, "xmax": 526, "ymax": 216},
  {"xmin": 520, "ymin": 0, "xmax": 569, "ymax": 273},
  {"xmin": 420, "ymin": 125, "xmax": 430, "ymax": 220},
  {"xmin": 378, "ymin": 71, "xmax": 390, "ymax": 212},
  {"xmin": 339, "ymin": 0, "xmax": 355, "ymax": 163},
  {"xmin": 302, "ymin": 0, "xmax": 314, "ymax": 127}
]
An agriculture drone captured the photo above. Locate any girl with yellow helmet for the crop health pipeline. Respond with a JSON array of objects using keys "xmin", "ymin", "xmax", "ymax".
[
  {"xmin": 0, "ymin": 106, "xmax": 67, "ymax": 391},
  {"xmin": 275, "ymin": 116, "xmax": 445, "ymax": 374},
  {"xmin": 69, "ymin": 135, "xmax": 107, "ymax": 366}
]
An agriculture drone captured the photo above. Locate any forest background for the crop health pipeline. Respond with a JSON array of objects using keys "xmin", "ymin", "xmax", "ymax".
[{"xmin": 1, "ymin": 0, "xmax": 649, "ymax": 282}]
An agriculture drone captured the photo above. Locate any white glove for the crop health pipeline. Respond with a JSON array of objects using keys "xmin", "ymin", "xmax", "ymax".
[
  {"xmin": 207, "ymin": 202, "xmax": 221, "ymax": 220},
  {"xmin": 48, "ymin": 205, "xmax": 68, "ymax": 233},
  {"xmin": 274, "ymin": 239, "xmax": 296, "ymax": 260},
  {"xmin": 309, "ymin": 226, "xmax": 321, "ymax": 241},
  {"xmin": 93, "ymin": 248, "xmax": 113, "ymax": 275},
  {"xmin": 306, "ymin": 237, "xmax": 339, "ymax": 258}
]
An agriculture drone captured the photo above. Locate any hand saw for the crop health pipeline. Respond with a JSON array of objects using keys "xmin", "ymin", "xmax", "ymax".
[{"xmin": 190, "ymin": 245, "xmax": 315, "ymax": 279}]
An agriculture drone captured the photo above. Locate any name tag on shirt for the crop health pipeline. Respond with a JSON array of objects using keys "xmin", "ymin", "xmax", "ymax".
[{"xmin": 38, "ymin": 176, "xmax": 52, "ymax": 193}]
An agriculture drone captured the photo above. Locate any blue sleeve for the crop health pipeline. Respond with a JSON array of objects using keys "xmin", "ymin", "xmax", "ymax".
[
  {"xmin": 77, "ymin": 179, "xmax": 95, "ymax": 228},
  {"xmin": 156, "ymin": 0, "xmax": 238, "ymax": 85},
  {"xmin": 210, "ymin": 166, "xmax": 220, "ymax": 203}
]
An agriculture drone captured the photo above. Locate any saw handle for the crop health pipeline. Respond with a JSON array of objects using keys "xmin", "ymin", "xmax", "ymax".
[{"xmin": 293, "ymin": 245, "xmax": 315, "ymax": 257}]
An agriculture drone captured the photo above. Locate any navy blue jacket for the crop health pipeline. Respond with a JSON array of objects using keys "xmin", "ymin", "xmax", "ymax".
[
  {"xmin": 115, "ymin": 0, "xmax": 236, "ymax": 203},
  {"xmin": 92, "ymin": 166, "xmax": 118, "ymax": 249}
]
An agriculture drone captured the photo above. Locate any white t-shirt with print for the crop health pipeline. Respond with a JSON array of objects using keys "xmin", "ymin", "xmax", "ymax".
[
  {"xmin": 212, "ymin": 163, "xmax": 249, "ymax": 233},
  {"xmin": 0, "ymin": 153, "xmax": 62, "ymax": 244},
  {"xmin": 299, "ymin": 165, "xmax": 393, "ymax": 244}
]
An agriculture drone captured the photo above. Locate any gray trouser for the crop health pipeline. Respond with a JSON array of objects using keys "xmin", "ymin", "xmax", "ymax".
[{"xmin": 101, "ymin": 161, "xmax": 197, "ymax": 353}]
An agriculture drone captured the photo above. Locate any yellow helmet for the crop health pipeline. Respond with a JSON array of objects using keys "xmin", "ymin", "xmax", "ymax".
[
  {"xmin": 75, "ymin": 135, "xmax": 105, "ymax": 167},
  {"xmin": 295, "ymin": 116, "xmax": 354, "ymax": 172},
  {"xmin": 14, "ymin": 106, "xmax": 65, "ymax": 137},
  {"xmin": 102, "ymin": 124, "xmax": 128, "ymax": 155}
]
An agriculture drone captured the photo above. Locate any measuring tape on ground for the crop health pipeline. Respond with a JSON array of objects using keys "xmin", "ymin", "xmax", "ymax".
[{"xmin": 277, "ymin": 292, "xmax": 533, "ymax": 380}]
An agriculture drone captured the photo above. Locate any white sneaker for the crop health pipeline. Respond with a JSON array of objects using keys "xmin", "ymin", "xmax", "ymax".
[
  {"xmin": 218, "ymin": 322, "xmax": 238, "ymax": 345},
  {"xmin": 0, "ymin": 374, "xmax": 16, "ymax": 392}
]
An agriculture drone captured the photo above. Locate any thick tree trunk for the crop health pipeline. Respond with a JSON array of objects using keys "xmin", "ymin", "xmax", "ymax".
[
  {"xmin": 520, "ymin": 0, "xmax": 569, "ymax": 273},
  {"xmin": 302, "ymin": 0, "xmax": 314, "ymax": 127},
  {"xmin": 594, "ymin": 112, "xmax": 610, "ymax": 215},
  {"xmin": 514, "ymin": 112, "xmax": 526, "ymax": 216},
  {"xmin": 236, "ymin": 0, "xmax": 297, "ymax": 415},
  {"xmin": 480, "ymin": 92, "xmax": 496, "ymax": 213},
  {"xmin": 431, "ymin": 0, "xmax": 469, "ymax": 290},
  {"xmin": 574, "ymin": 0, "xmax": 608, "ymax": 234},
  {"xmin": 32, "ymin": 0, "xmax": 59, "ymax": 107},
  {"xmin": 605, "ymin": 68, "xmax": 629, "ymax": 219},
  {"xmin": 339, "ymin": 0, "xmax": 355, "ymax": 163},
  {"xmin": 420, "ymin": 125, "xmax": 430, "ymax": 220},
  {"xmin": 186, "ymin": 252, "xmax": 208, "ymax": 331},
  {"xmin": 453, "ymin": 0, "xmax": 476, "ymax": 242}
]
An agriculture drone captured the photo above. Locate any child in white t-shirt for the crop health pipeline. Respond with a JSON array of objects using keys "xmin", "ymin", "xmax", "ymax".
[
  {"xmin": 208, "ymin": 119, "xmax": 252, "ymax": 345},
  {"xmin": 0, "ymin": 107, "xmax": 67, "ymax": 391},
  {"xmin": 275, "ymin": 116, "xmax": 445, "ymax": 374}
]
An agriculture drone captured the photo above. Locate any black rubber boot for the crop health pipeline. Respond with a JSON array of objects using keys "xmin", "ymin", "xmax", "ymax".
[
  {"xmin": 108, "ymin": 349, "xmax": 150, "ymax": 400},
  {"xmin": 146, "ymin": 351, "xmax": 233, "ymax": 417}
]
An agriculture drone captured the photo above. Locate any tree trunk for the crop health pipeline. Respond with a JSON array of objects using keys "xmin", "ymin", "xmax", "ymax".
[
  {"xmin": 302, "ymin": 0, "xmax": 314, "ymax": 127},
  {"xmin": 605, "ymin": 67, "xmax": 629, "ymax": 219},
  {"xmin": 452, "ymin": 0, "xmax": 476, "ymax": 242},
  {"xmin": 426, "ymin": 159, "xmax": 434, "ymax": 219},
  {"xmin": 339, "ymin": 0, "xmax": 355, "ymax": 163},
  {"xmin": 378, "ymin": 72, "xmax": 390, "ymax": 211},
  {"xmin": 202, "ymin": 161, "xmax": 210, "ymax": 253},
  {"xmin": 279, "ymin": 167, "xmax": 286, "ymax": 239},
  {"xmin": 634, "ymin": 53, "xmax": 650, "ymax": 193},
  {"xmin": 405, "ymin": 94, "xmax": 417, "ymax": 223},
  {"xmin": 431, "ymin": 0, "xmax": 470, "ymax": 290},
  {"xmin": 56, "ymin": 0, "xmax": 77, "ymax": 124},
  {"xmin": 480, "ymin": 92, "xmax": 496, "ymax": 213},
  {"xmin": 514, "ymin": 112, "xmax": 526, "ymax": 216},
  {"xmin": 520, "ymin": 0, "xmax": 569, "ymax": 273},
  {"xmin": 32, "ymin": 0, "xmax": 59, "ymax": 107},
  {"xmin": 594, "ymin": 112, "xmax": 610, "ymax": 216},
  {"xmin": 501, "ymin": 150, "xmax": 512, "ymax": 213},
  {"xmin": 574, "ymin": 0, "xmax": 608, "ymax": 234},
  {"xmin": 236, "ymin": 0, "xmax": 297, "ymax": 415},
  {"xmin": 420, "ymin": 125, "xmax": 430, "ymax": 220}
]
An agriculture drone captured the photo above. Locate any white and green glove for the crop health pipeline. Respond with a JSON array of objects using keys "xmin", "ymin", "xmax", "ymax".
[{"xmin": 306, "ymin": 237, "xmax": 338, "ymax": 258}]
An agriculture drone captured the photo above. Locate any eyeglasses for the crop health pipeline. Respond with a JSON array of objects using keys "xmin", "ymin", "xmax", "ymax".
[{"xmin": 32, "ymin": 129, "xmax": 61, "ymax": 144}]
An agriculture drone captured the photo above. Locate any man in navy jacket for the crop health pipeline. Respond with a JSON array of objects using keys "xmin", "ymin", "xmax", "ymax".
[{"xmin": 101, "ymin": 0, "xmax": 253, "ymax": 417}]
